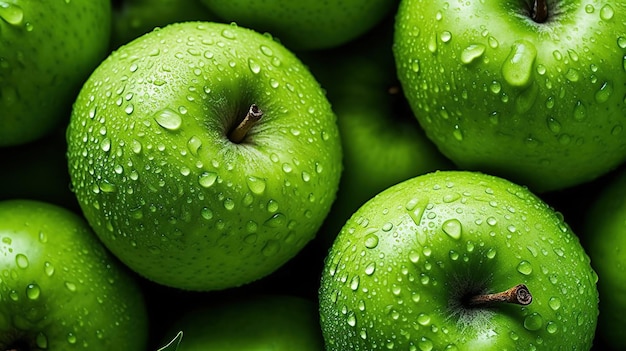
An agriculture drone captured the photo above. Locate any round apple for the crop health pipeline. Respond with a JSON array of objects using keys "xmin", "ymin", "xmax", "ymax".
[
  {"xmin": 164, "ymin": 294, "xmax": 324, "ymax": 350},
  {"xmin": 0, "ymin": 200, "xmax": 148, "ymax": 350},
  {"xmin": 393, "ymin": 0, "xmax": 626, "ymax": 192},
  {"xmin": 66, "ymin": 21, "xmax": 343, "ymax": 291},
  {"xmin": 319, "ymin": 170, "xmax": 598, "ymax": 350},
  {"xmin": 582, "ymin": 168, "xmax": 626, "ymax": 350},
  {"xmin": 0, "ymin": 0, "xmax": 111, "ymax": 147},
  {"xmin": 200, "ymin": 0, "xmax": 398, "ymax": 51}
]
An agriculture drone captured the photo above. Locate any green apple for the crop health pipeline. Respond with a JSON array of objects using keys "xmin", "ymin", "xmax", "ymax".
[
  {"xmin": 319, "ymin": 170, "xmax": 599, "ymax": 350},
  {"xmin": 66, "ymin": 21, "xmax": 343, "ymax": 291},
  {"xmin": 200, "ymin": 0, "xmax": 399, "ymax": 51},
  {"xmin": 0, "ymin": 0, "xmax": 112, "ymax": 147},
  {"xmin": 393, "ymin": 0, "xmax": 626, "ymax": 193},
  {"xmin": 111, "ymin": 0, "xmax": 218, "ymax": 49},
  {"xmin": 0, "ymin": 199, "xmax": 149, "ymax": 350},
  {"xmin": 582, "ymin": 167, "xmax": 626, "ymax": 350},
  {"xmin": 163, "ymin": 294, "xmax": 324, "ymax": 350},
  {"xmin": 303, "ymin": 20, "xmax": 453, "ymax": 244}
]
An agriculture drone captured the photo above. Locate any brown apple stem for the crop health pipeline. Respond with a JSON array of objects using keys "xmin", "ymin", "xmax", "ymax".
[
  {"xmin": 468, "ymin": 284, "xmax": 532, "ymax": 307},
  {"xmin": 229, "ymin": 104, "xmax": 263, "ymax": 143},
  {"xmin": 531, "ymin": 0, "xmax": 548, "ymax": 23}
]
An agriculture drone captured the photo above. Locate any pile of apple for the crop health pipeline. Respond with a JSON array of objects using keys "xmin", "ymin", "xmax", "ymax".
[{"xmin": 1, "ymin": 0, "xmax": 625, "ymax": 350}]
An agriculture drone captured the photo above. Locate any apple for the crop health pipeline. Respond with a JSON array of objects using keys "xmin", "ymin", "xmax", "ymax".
[
  {"xmin": 393, "ymin": 0, "xmax": 626, "ymax": 193},
  {"xmin": 319, "ymin": 170, "xmax": 599, "ymax": 350},
  {"xmin": 581, "ymin": 167, "xmax": 626, "ymax": 350},
  {"xmin": 0, "ymin": 199, "xmax": 149, "ymax": 350},
  {"xmin": 200, "ymin": 0, "xmax": 399, "ymax": 51},
  {"xmin": 303, "ymin": 19, "xmax": 454, "ymax": 245},
  {"xmin": 66, "ymin": 21, "xmax": 343, "ymax": 291},
  {"xmin": 111, "ymin": 0, "xmax": 218, "ymax": 49},
  {"xmin": 162, "ymin": 294, "xmax": 324, "ymax": 350},
  {"xmin": 0, "ymin": 0, "xmax": 112, "ymax": 147}
]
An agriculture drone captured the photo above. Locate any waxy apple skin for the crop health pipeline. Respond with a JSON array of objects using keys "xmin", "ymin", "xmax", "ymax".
[
  {"xmin": 66, "ymin": 22, "xmax": 342, "ymax": 291},
  {"xmin": 583, "ymin": 168, "xmax": 626, "ymax": 350},
  {"xmin": 319, "ymin": 171, "xmax": 598, "ymax": 350},
  {"xmin": 0, "ymin": 0, "xmax": 111, "ymax": 147},
  {"xmin": 393, "ymin": 0, "xmax": 626, "ymax": 193},
  {"xmin": 0, "ymin": 200, "xmax": 148, "ymax": 350}
]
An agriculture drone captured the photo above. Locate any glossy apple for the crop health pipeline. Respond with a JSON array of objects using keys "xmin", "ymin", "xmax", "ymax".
[
  {"xmin": 319, "ymin": 170, "xmax": 599, "ymax": 350},
  {"xmin": 66, "ymin": 21, "xmax": 342, "ymax": 291}
]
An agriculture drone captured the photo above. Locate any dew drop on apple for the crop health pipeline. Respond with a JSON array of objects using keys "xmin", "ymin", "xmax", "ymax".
[
  {"xmin": 364, "ymin": 233, "xmax": 379, "ymax": 249},
  {"xmin": 460, "ymin": 44, "xmax": 486, "ymax": 65},
  {"xmin": 516, "ymin": 260, "xmax": 533, "ymax": 275},
  {"xmin": 198, "ymin": 171, "xmax": 217, "ymax": 188},
  {"xmin": 364, "ymin": 262, "xmax": 376, "ymax": 276},
  {"xmin": 442, "ymin": 218, "xmax": 462, "ymax": 240},
  {"xmin": 65, "ymin": 281, "xmax": 77, "ymax": 292},
  {"xmin": 25, "ymin": 283, "xmax": 41, "ymax": 300},
  {"xmin": 261, "ymin": 239, "xmax": 280, "ymax": 257},
  {"xmin": 44, "ymin": 261, "xmax": 55, "ymax": 276},
  {"xmin": 248, "ymin": 58, "xmax": 261, "ymax": 74},
  {"xmin": 548, "ymin": 296, "xmax": 561, "ymax": 311},
  {"xmin": 36, "ymin": 332, "xmax": 48, "ymax": 349},
  {"xmin": 418, "ymin": 336, "xmax": 434, "ymax": 351},
  {"xmin": 264, "ymin": 213, "xmax": 286, "ymax": 228},
  {"xmin": 15, "ymin": 253, "xmax": 29, "ymax": 268},
  {"xmin": 0, "ymin": 2, "xmax": 24, "ymax": 26},
  {"xmin": 599, "ymin": 4, "xmax": 615, "ymax": 20},
  {"xmin": 350, "ymin": 275, "xmax": 360, "ymax": 291},
  {"xmin": 523, "ymin": 312, "xmax": 544, "ymax": 331},
  {"xmin": 246, "ymin": 176, "xmax": 266, "ymax": 195},
  {"xmin": 67, "ymin": 332, "xmax": 77, "ymax": 345},
  {"xmin": 595, "ymin": 81, "xmax": 613, "ymax": 103},
  {"xmin": 186, "ymin": 136, "xmax": 202, "ymax": 156},
  {"xmin": 154, "ymin": 108, "xmax": 182, "ymax": 130},
  {"xmin": 501, "ymin": 40, "xmax": 537, "ymax": 87}
]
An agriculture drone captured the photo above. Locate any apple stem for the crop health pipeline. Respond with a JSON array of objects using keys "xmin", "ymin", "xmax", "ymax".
[
  {"xmin": 468, "ymin": 284, "xmax": 532, "ymax": 307},
  {"xmin": 531, "ymin": 0, "xmax": 548, "ymax": 23},
  {"xmin": 229, "ymin": 104, "xmax": 263, "ymax": 143}
]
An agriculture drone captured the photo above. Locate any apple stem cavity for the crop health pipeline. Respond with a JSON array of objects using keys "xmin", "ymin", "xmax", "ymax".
[
  {"xmin": 468, "ymin": 284, "xmax": 532, "ymax": 307},
  {"xmin": 229, "ymin": 104, "xmax": 263, "ymax": 143},
  {"xmin": 530, "ymin": 0, "xmax": 548, "ymax": 23}
]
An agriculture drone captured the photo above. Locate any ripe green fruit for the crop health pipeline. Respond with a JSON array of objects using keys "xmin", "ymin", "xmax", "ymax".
[
  {"xmin": 582, "ymin": 168, "xmax": 626, "ymax": 350},
  {"xmin": 66, "ymin": 22, "xmax": 342, "ymax": 291},
  {"xmin": 393, "ymin": 0, "xmax": 626, "ymax": 192},
  {"xmin": 111, "ymin": 0, "xmax": 217, "ymax": 49},
  {"xmin": 0, "ymin": 200, "xmax": 148, "ymax": 350},
  {"xmin": 319, "ymin": 171, "xmax": 599, "ymax": 350},
  {"xmin": 165, "ymin": 294, "xmax": 324, "ymax": 350},
  {"xmin": 200, "ymin": 0, "xmax": 398, "ymax": 51},
  {"xmin": 0, "ymin": 0, "xmax": 112, "ymax": 147}
]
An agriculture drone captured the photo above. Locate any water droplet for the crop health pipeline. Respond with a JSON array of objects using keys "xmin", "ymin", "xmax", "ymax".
[
  {"xmin": 260, "ymin": 45, "xmax": 273, "ymax": 56},
  {"xmin": 440, "ymin": 31, "xmax": 452, "ymax": 42},
  {"xmin": 546, "ymin": 321, "xmax": 558, "ymax": 334},
  {"xmin": 573, "ymin": 101, "xmax": 587, "ymax": 121},
  {"xmin": 600, "ymin": 4, "xmax": 615, "ymax": 20},
  {"xmin": 428, "ymin": 32, "xmax": 438, "ymax": 53},
  {"xmin": 418, "ymin": 336, "xmax": 434, "ymax": 351},
  {"xmin": 261, "ymin": 240, "xmax": 280, "ymax": 256},
  {"xmin": 35, "ymin": 332, "xmax": 48, "ymax": 349},
  {"xmin": 565, "ymin": 68, "xmax": 580, "ymax": 82},
  {"xmin": 547, "ymin": 116, "xmax": 561, "ymax": 133},
  {"xmin": 461, "ymin": 44, "xmax": 486, "ymax": 64},
  {"xmin": 406, "ymin": 198, "xmax": 429, "ymax": 228},
  {"xmin": 411, "ymin": 59, "xmax": 420, "ymax": 73},
  {"xmin": 65, "ymin": 281, "xmax": 77, "ymax": 292},
  {"xmin": 585, "ymin": 4, "xmax": 595, "ymax": 13},
  {"xmin": 595, "ymin": 81, "xmax": 613, "ymax": 103},
  {"xmin": 488, "ymin": 36, "xmax": 499, "ymax": 48},
  {"xmin": 67, "ymin": 332, "xmax": 77, "ymax": 344},
  {"xmin": 43, "ymin": 261, "xmax": 55, "ymax": 276},
  {"xmin": 99, "ymin": 181, "xmax": 117, "ymax": 193},
  {"xmin": 26, "ymin": 283, "xmax": 41, "ymax": 300},
  {"xmin": 364, "ymin": 233, "xmax": 379, "ymax": 249},
  {"xmin": 248, "ymin": 58, "xmax": 261, "ymax": 74},
  {"xmin": 548, "ymin": 296, "xmax": 561, "ymax": 310},
  {"xmin": 523, "ymin": 312, "xmax": 543, "ymax": 331},
  {"xmin": 201, "ymin": 207, "xmax": 213, "ymax": 220},
  {"xmin": 187, "ymin": 136, "xmax": 202, "ymax": 156},
  {"xmin": 618, "ymin": 37, "xmax": 626, "ymax": 49},
  {"xmin": 131, "ymin": 139, "xmax": 142, "ymax": 154},
  {"xmin": 442, "ymin": 219, "xmax": 462, "ymax": 240},
  {"xmin": 223, "ymin": 198, "xmax": 235, "ymax": 210},
  {"xmin": 246, "ymin": 176, "xmax": 266, "ymax": 194},
  {"xmin": 15, "ymin": 254, "xmax": 29, "ymax": 268},
  {"xmin": 264, "ymin": 213, "xmax": 286, "ymax": 228},
  {"xmin": 198, "ymin": 172, "xmax": 217, "ymax": 188},
  {"xmin": 364, "ymin": 262, "xmax": 376, "ymax": 275},
  {"xmin": 517, "ymin": 260, "xmax": 533, "ymax": 275},
  {"xmin": 350, "ymin": 275, "xmax": 360, "ymax": 291},
  {"xmin": 154, "ymin": 108, "xmax": 182, "ymax": 130},
  {"xmin": 417, "ymin": 313, "xmax": 431, "ymax": 326},
  {"xmin": 100, "ymin": 138, "xmax": 111, "ymax": 152},
  {"xmin": 221, "ymin": 28, "xmax": 236, "ymax": 39},
  {"xmin": 502, "ymin": 40, "xmax": 537, "ymax": 87},
  {"xmin": 0, "ymin": 2, "xmax": 24, "ymax": 26}
]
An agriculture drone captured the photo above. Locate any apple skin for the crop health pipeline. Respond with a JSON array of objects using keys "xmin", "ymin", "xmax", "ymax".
[
  {"xmin": 582, "ymin": 167, "xmax": 626, "ymax": 350},
  {"xmin": 164, "ymin": 294, "xmax": 324, "ymax": 350},
  {"xmin": 393, "ymin": 0, "xmax": 626, "ymax": 193},
  {"xmin": 302, "ymin": 22, "xmax": 454, "ymax": 245},
  {"xmin": 319, "ymin": 170, "xmax": 598, "ymax": 350},
  {"xmin": 66, "ymin": 21, "xmax": 343, "ymax": 291},
  {"xmin": 200, "ymin": 0, "xmax": 398, "ymax": 51},
  {"xmin": 0, "ymin": 0, "xmax": 112, "ymax": 147},
  {"xmin": 0, "ymin": 199, "xmax": 148, "ymax": 350},
  {"xmin": 111, "ymin": 0, "xmax": 218, "ymax": 49}
]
